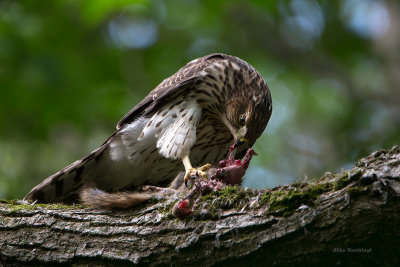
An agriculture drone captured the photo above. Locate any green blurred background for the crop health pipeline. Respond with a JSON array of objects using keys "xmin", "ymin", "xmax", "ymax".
[{"xmin": 1, "ymin": 0, "xmax": 399, "ymax": 199}]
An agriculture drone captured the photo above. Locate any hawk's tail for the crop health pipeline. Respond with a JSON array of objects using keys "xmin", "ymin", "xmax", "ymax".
[{"xmin": 23, "ymin": 145, "xmax": 106, "ymax": 204}]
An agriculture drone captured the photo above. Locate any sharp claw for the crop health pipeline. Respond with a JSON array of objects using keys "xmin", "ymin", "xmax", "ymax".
[
  {"xmin": 183, "ymin": 172, "xmax": 189, "ymax": 187},
  {"xmin": 184, "ymin": 173, "xmax": 191, "ymax": 187},
  {"xmin": 184, "ymin": 164, "xmax": 211, "ymax": 187}
]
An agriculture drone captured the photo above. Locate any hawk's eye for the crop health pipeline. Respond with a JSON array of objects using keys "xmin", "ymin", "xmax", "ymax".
[{"xmin": 239, "ymin": 115, "xmax": 246, "ymax": 126}]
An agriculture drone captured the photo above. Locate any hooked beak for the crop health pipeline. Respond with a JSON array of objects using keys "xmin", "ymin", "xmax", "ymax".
[
  {"xmin": 234, "ymin": 138, "xmax": 248, "ymax": 149},
  {"xmin": 228, "ymin": 137, "xmax": 248, "ymax": 163}
]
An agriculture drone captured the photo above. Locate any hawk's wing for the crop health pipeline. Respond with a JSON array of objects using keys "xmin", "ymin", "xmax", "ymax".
[
  {"xmin": 24, "ymin": 53, "xmax": 233, "ymax": 204},
  {"xmin": 117, "ymin": 53, "xmax": 228, "ymax": 129}
]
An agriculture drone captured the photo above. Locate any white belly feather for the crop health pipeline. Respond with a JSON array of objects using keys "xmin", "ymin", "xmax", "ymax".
[
  {"xmin": 101, "ymin": 99, "xmax": 202, "ymax": 190},
  {"xmin": 156, "ymin": 101, "xmax": 201, "ymax": 160}
]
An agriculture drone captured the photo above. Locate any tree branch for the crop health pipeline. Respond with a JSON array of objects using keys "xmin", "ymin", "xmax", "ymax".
[{"xmin": 1, "ymin": 146, "xmax": 399, "ymax": 266}]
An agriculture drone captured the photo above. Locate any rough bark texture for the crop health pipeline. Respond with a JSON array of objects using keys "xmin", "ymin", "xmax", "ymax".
[{"xmin": 1, "ymin": 146, "xmax": 399, "ymax": 266}]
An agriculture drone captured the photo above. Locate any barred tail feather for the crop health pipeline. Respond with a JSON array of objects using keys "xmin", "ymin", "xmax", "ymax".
[
  {"xmin": 24, "ymin": 118, "xmax": 149, "ymax": 204},
  {"xmin": 23, "ymin": 145, "xmax": 106, "ymax": 204}
]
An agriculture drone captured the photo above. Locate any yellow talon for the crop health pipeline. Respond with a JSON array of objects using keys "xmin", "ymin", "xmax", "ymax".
[
  {"xmin": 182, "ymin": 154, "xmax": 212, "ymax": 186},
  {"xmin": 183, "ymin": 168, "xmax": 195, "ymax": 185},
  {"xmin": 198, "ymin": 163, "xmax": 212, "ymax": 176}
]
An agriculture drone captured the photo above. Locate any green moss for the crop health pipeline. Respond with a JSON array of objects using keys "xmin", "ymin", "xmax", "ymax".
[
  {"xmin": 310, "ymin": 182, "xmax": 332, "ymax": 195},
  {"xmin": 291, "ymin": 181, "xmax": 308, "ymax": 189},
  {"xmin": 0, "ymin": 199, "xmax": 19, "ymax": 205},
  {"xmin": 260, "ymin": 191, "xmax": 271, "ymax": 205},
  {"xmin": 200, "ymin": 185, "xmax": 252, "ymax": 208},
  {"xmin": 333, "ymin": 173, "xmax": 351, "ymax": 190},
  {"xmin": 320, "ymin": 172, "xmax": 337, "ymax": 182},
  {"xmin": 259, "ymin": 167, "xmax": 369, "ymax": 217},
  {"xmin": 1, "ymin": 199, "xmax": 82, "ymax": 213},
  {"xmin": 194, "ymin": 201, "xmax": 220, "ymax": 220},
  {"xmin": 210, "ymin": 185, "xmax": 244, "ymax": 199},
  {"xmin": 159, "ymin": 202, "xmax": 175, "ymax": 218},
  {"xmin": 268, "ymin": 190, "xmax": 304, "ymax": 215},
  {"xmin": 264, "ymin": 181, "xmax": 332, "ymax": 216},
  {"xmin": 186, "ymin": 185, "xmax": 258, "ymax": 220},
  {"xmin": 349, "ymin": 168, "xmax": 362, "ymax": 180},
  {"xmin": 347, "ymin": 186, "xmax": 366, "ymax": 198}
]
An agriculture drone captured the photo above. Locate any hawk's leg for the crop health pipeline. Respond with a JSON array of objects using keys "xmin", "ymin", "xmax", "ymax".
[{"xmin": 182, "ymin": 155, "xmax": 212, "ymax": 185}]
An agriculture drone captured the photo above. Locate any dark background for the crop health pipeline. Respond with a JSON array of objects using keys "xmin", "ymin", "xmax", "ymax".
[{"xmin": 1, "ymin": 0, "xmax": 399, "ymax": 199}]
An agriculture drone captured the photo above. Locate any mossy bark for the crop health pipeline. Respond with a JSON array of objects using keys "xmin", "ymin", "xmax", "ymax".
[{"xmin": 1, "ymin": 146, "xmax": 399, "ymax": 266}]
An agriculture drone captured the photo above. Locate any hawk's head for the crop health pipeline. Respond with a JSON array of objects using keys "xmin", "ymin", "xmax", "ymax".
[{"xmin": 224, "ymin": 74, "xmax": 272, "ymax": 158}]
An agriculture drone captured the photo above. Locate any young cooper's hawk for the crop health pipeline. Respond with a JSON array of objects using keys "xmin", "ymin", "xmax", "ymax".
[{"xmin": 24, "ymin": 53, "xmax": 272, "ymax": 203}]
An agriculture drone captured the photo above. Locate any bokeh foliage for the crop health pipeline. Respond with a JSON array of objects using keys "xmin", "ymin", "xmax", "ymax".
[{"xmin": 0, "ymin": 0, "xmax": 399, "ymax": 198}]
